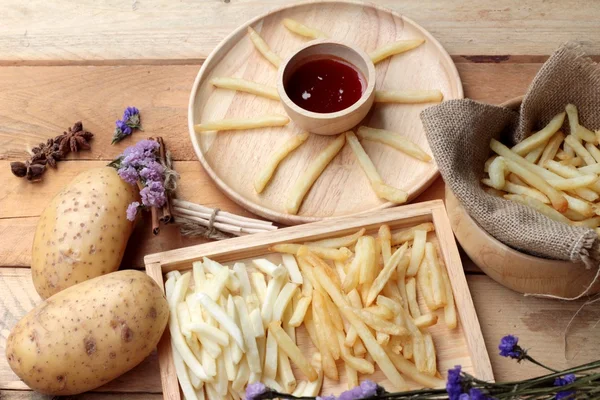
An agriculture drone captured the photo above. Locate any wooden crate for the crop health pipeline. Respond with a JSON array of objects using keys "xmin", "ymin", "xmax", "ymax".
[{"xmin": 144, "ymin": 200, "xmax": 493, "ymax": 399}]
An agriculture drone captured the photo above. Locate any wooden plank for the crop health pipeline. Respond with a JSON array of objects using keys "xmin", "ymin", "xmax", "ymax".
[
  {"xmin": 0, "ymin": 391, "xmax": 163, "ymax": 400},
  {"xmin": 1, "ymin": 269, "xmax": 597, "ymax": 393},
  {"xmin": 0, "ymin": 63, "xmax": 538, "ymax": 162},
  {"xmin": 0, "ymin": 0, "xmax": 599, "ymax": 62}
]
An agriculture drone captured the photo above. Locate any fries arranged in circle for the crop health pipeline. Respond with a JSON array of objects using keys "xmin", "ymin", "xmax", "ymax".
[
  {"xmin": 210, "ymin": 77, "xmax": 280, "ymax": 101},
  {"xmin": 282, "ymin": 18, "xmax": 328, "ymax": 39},
  {"xmin": 194, "ymin": 114, "xmax": 289, "ymax": 133},
  {"xmin": 167, "ymin": 222, "xmax": 459, "ymax": 398},
  {"xmin": 484, "ymin": 104, "xmax": 600, "ymax": 232}
]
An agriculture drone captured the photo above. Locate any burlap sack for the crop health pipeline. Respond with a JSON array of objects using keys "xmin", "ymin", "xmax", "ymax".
[{"xmin": 420, "ymin": 43, "xmax": 600, "ymax": 269}]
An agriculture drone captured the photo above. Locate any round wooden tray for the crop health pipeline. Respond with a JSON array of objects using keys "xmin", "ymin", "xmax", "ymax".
[
  {"xmin": 445, "ymin": 96, "xmax": 600, "ymax": 298},
  {"xmin": 188, "ymin": 0, "xmax": 463, "ymax": 225}
]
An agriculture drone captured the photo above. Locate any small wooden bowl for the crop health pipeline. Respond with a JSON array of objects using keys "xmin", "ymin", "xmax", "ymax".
[
  {"xmin": 277, "ymin": 39, "xmax": 376, "ymax": 135},
  {"xmin": 445, "ymin": 96, "xmax": 600, "ymax": 298}
]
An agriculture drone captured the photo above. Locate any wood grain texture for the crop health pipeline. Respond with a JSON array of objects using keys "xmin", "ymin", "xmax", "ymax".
[
  {"xmin": 144, "ymin": 200, "xmax": 492, "ymax": 395},
  {"xmin": 190, "ymin": 1, "xmax": 462, "ymax": 223},
  {"xmin": 1, "ymin": 0, "xmax": 599, "ymax": 62},
  {"xmin": 2, "ymin": 270, "xmax": 598, "ymax": 392}
]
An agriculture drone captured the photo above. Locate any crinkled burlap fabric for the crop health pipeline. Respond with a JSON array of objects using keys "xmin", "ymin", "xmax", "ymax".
[{"xmin": 420, "ymin": 43, "xmax": 600, "ymax": 267}]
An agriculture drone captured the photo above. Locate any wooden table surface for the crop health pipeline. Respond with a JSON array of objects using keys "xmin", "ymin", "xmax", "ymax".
[{"xmin": 1, "ymin": 1, "xmax": 600, "ymax": 399}]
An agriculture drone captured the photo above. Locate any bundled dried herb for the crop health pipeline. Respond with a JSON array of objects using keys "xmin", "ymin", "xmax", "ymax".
[{"xmin": 10, "ymin": 121, "xmax": 93, "ymax": 182}]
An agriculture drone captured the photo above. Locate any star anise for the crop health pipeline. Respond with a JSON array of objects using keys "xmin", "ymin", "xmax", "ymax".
[
  {"xmin": 55, "ymin": 121, "xmax": 94, "ymax": 155},
  {"xmin": 10, "ymin": 121, "xmax": 93, "ymax": 182}
]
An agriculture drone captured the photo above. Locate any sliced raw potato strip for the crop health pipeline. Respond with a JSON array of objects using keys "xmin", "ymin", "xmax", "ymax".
[
  {"xmin": 282, "ymin": 18, "xmax": 327, "ymax": 39},
  {"xmin": 369, "ymin": 38, "xmax": 425, "ymax": 63},
  {"xmin": 247, "ymin": 26, "xmax": 281, "ymax": 67},
  {"xmin": 357, "ymin": 126, "xmax": 431, "ymax": 162}
]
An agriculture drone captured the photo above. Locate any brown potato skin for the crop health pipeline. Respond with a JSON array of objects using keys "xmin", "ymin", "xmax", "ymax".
[
  {"xmin": 32, "ymin": 167, "xmax": 138, "ymax": 299},
  {"xmin": 6, "ymin": 270, "xmax": 169, "ymax": 395}
]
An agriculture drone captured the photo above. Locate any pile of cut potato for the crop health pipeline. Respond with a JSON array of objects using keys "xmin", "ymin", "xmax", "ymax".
[
  {"xmin": 166, "ymin": 223, "xmax": 457, "ymax": 399},
  {"xmin": 483, "ymin": 104, "xmax": 600, "ymax": 232}
]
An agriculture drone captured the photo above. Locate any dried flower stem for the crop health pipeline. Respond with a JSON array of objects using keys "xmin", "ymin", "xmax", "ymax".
[
  {"xmin": 156, "ymin": 136, "xmax": 173, "ymax": 223},
  {"xmin": 137, "ymin": 181, "xmax": 161, "ymax": 235}
]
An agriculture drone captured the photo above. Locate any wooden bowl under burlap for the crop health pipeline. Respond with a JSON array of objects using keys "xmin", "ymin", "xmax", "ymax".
[{"xmin": 421, "ymin": 43, "xmax": 600, "ymax": 298}]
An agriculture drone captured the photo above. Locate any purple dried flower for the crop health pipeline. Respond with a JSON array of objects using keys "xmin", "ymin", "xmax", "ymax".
[
  {"xmin": 140, "ymin": 180, "xmax": 166, "ymax": 208},
  {"xmin": 459, "ymin": 394, "xmax": 470, "ymax": 400},
  {"xmin": 123, "ymin": 106, "xmax": 142, "ymax": 129},
  {"xmin": 126, "ymin": 202, "xmax": 140, "ymax": 221},
  {"xmin": 139, "ymin": 160, "xmax": 164, "ymax": 182},
  {"xmin": 499, "ymin": 335, "xmax": 523, "ymax": 359},
  {"xmin": 554, "ymin": 374, "xmax": 576, "ymax": 400},
  {"xmin": 446, "ymin": 366, "xmax": 463, "ymax": 400},
  {"xmin": 359, "ymin": 380, "xmax": 381, "ymax": 397},
  {"xmin": 118, "ymin": 165, "xmax": 139, "ymax": 185},
  {"xmin": 245, "ymin": 382, "xmax": 267, "ymax": 400},
  {"xmin": 468, "ymin": 388, "xmax": 489, "ymax": 400},
  {"xmin": 338, "ymin": 386, "xmax": 363, "ymax": 400},
  {"xmin": 122, "ymin": 139, "xmax": 159, "ymax": 168},
  {"xmin": 316, "ymin": 396, "xmax": 336, "ymax": 400},
  {"xmin": 116, "ymin": 120, "xmax": 132, "ymax": 135}
]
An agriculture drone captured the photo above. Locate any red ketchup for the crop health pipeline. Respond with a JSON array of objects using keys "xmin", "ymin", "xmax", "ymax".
[{"xmin": 285, "ymin": 56, "xmax": 366, "ymax": 114}]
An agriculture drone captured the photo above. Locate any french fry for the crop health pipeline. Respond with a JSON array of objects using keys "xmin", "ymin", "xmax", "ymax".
[
  {"xmin": 250, "ymin": 272, "xmax": 267, "ymax": 304},
  {"xmin": 311, "ymin": 296, "xmax": 338, "ymax": 380},
  {"xmin": 405, "ymin": 277, "xmax": 421, "ymax": 318},
  {"xmin": 357, "ymin": 126, "xmax": 432, "ymax": 162},
  {"xmin": 538, "ymin": 131, "xmax": 565, "ymax": 166},
  {"xmin": 192, "ymin": 262, "xmax": 206, "ymax": 293},
  {"xmin": 547, "ymin": 175, "xmax": 597, "ymax": 190},
  {"xmin": 167, "ymin": 273, "xmax": 211, "ymax": 381},
  {"xmin": 366, "ymin": 243, "xmax": 409, "ymax": 306},
  {"xmin": 197, "ymin": 293, "xmax": 246, "ymax": 352},
  {"xmin": 565, "ymin": 134, "xmax": 596, "ymax": 166},
  {"xmin": 525, "ymin": 144, "xmax": 545, "ymax": 163},
  {"xmin": 352, "ymin": 307, "xmax": 409, "ymax": 336},
  {"xmin": 385, "ymin": 348, "xmax": 445, "ymax": 388},
  {"xmin": 302, "ymin": 354, "xmax": 324, "ymax": 396},
  {"xmin": 312, "ymin": 267, "xmax": 407, "ymax": 389},
  {"xmin": 344, "ymin": 289, "xmax": 362, "ymax": 348},
  {"xmin": 382, "ymin": 280, "xmax": 403, "ymax": 304},
  {"xmin": 277, "ymin": 349, "xmax": 296, "ymax": 393},
  {"xmin": 231, "ymin": 359, "xmax": 250, "ymax": 392},
  {"xmin": 261, "ymin": 266, "xmax": 288, "ymax": 323},
  {"xmin": 312, "ymin": 290, "xmax": 341, "ymax": 360},
  {"xmin": 585, "ymin": 143, "xmax": 600, "ymax": 163},
  {"xmin": 215, "ymin": 354, "xmax": 228, "ymax": 396},
  {"xmin": 511, "ymin": 112, "xmax": 565, "ymax": 155},
  {"xmin": 391, "ymin": 222, "xmax": 435, "ymax": 245},
  {"xmin": 210, "ymin": 77, "xmax": 279, "ymax": 100},
  {"xmin": 178, "ymin": 302, "xmax": 193, "ymax": 339},
  {"xmin": 369, "ymin": 38, "xmax": 425, "ymax": 64},
  {"xmin": 172, "ymin": 343, "xmax": 200, "ymax": 400},
  {"xmin": 255, "ymin": 133, "xmax": 309, "ymax": 193},
  {"xmin": 289, "ymin": 296, "xmax": 311, "ymax": 327},
  {"xmin": 358, "ymin": 235, "xmax": 377, "ymax": 285},
  {"xmin": 269, "ymin": 321, "xmax": 318, "ymax": 381},
  {"xmin": 563, "ymin": 156, "xmax": 584, "ymax": 167},
  {"xmin": 271, "ymin": 243, "xmax": 352, "ymax": 262},
  {"xmin": 377, "ymin": 332, "xmax": 391, "ymax": 346},
  {"xmin": 232, "ymin": 297, "xmax": 261, "ymax": 376},
  {"xmin": 407, "ymin": 229, "xmax": 427, "ymax": 276},
  {"xmin": 252, "ymin": 259, "xmax": 286, "ymax": 279},
  {"xmin": 272, "ymin": 283, "xmax": 299, "ymax": 321},
  {"xmin": 195, "ymin": 114, "xmax": 289, "ymax": 133},
  {"xmin": 423, "ymin": 333, "xmax": 437, "ymax": 376},
  {"xmin": 281, "ymin": 254, "xmax": 303, "ymax": 284},
  {"xmin": 233, "ymin": 262, "xmax": 252, "ymax": 298},
  {"xmin": 343, "ymin": 241, "xmax": 363, "ymax": 292},
  {"xmin": 488, "ymin": 156, "xmax": 506, "ymax": 190},
  {"xmin": 286, "ymin": 134, "xmax": 346, "ymax": 214},
  {"xmin": 247, "ymin": 26, "xmax": 281, "ymax": 67},
  {"xmin": 292, "ymin": 381, "xmax": 308, "ymax": 397},
  {"xmin": 306, "ymin": 228, "xmax": 366, "ymax": 248},
  {"xmin": 579, "ymin": 163, "xmax": 600, "ymax": 174},
  {"xmin": 186, "ymin": 322, "xmax": 230, "ymax": 346},
  {"xmin": 504, "ymin": 194, "xmax": 571, "ymax": 224},
  {"xmin": 345, "ymin": 362, "xmax": 359, "ymax": 390},
  {"xmin": 335, "ymin": 331, "xmax": 375, "ymax": 374},
  {"xmin": 365, "ymin": 304, "xmax": 395, "ymax": 320},
  {"xmin": 417, "ymin": 258, "xmax": 436, "ymax": 310},
  {"xmin": 414, "ymin": 313, "xmax": 438, "ymax": 329},
  {"xmin": 379, "ymin": 224, "xmax": 393, "ymax": 266},
  {"xmin": 376, "ymin": 295, "xmax": 402, "ymax": 315},
  {"xmin": 346, "ymin": 131, "xmax": 408, "ymax": 203},
  {"xmin": 374, "ymin": 89, "xmax": 443, "ymax": 104},
  {"xmin": 482, "ymin": 178, "xmax": 550, "ymax": 203},
  {"xmin": 573, "ymin": 216, "xmax": 600, "ymax": 228},
  {"xmin": 566, "ymin": 104, "xmax": 597, "ymax": 143},
  {"xmin": 425, "ymin": 242, "xmax": 447, "ymax": 308},
  {"xmin": 484, "ymin": 155, "xmax": 497, "ymax": 173},
  {"xmin": 503, "ymin": 158, "xmax": 568, "ymax": 212},
  {"xmin": 282, "ymin": 18, "xmax": 327, "ymax": 39},
  {"xmin": 226, "ymin": 297, "xmax": 243, "ymax": 364}
]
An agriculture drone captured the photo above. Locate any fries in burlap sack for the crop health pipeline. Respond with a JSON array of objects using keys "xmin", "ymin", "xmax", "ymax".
[{"xmin": 420, "ymin": 43, "xmax": 600, "ymax": 298}]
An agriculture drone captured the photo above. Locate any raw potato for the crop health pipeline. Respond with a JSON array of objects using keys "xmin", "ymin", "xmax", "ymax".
[
  {"xmin": 6, "ymin": 270, "xmax": 169, "ymax": 396},
  {"xmin": 31, "ymin": 167, "xmax": 139, "ymax": 298}
]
